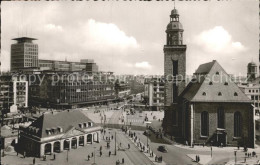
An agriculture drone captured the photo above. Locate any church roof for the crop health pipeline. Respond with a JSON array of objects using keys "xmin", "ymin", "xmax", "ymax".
[
  {"xmin": 181, "ymin": 60, "xmax": 252, "ymax": 103},
  {"xmin": 24, "ymin": 110, "xmax": 96, "ymax": 138}
]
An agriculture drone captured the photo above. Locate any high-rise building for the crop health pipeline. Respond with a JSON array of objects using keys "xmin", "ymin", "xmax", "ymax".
[{"xmin": 10, "ymin": 37, "xmax": 39, "ymax": 72}]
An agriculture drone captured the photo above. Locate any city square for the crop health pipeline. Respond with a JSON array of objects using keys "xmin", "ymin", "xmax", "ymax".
[{"xmin": 1, "ymin": 1, "xmax": 259, "ymax": 165}]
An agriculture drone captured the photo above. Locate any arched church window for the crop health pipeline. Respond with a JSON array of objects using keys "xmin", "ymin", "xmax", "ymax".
[
  {"xmin": 201, "ymin": 111, "xmax": 209, "ymax": 136},
  {"xmin": 234, "ymin": 92, "xmax": 238, "ymax": 96},
  {"xmin": 217, "ymin": 108, "xmax": 225, "ymax": 129},
  {"xmin": 218, "ymin": 92, "xmax": 222, "ymax": 96},
  {"xmin": 173, "ymin": 110, "xmax": 177, "ymax": 125},
  {"xmin": 234, "ymin": 111, "xmax": 242, "ymax": 137},
  {"xmin": 202, "ymin": 92, "xmax": 206, "ymax": 96}
]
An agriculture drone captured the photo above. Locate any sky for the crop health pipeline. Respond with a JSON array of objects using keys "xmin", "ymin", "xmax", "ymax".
[{"xmin": 1, "ymin": 1, "xmax": 258, "ymax": 76}]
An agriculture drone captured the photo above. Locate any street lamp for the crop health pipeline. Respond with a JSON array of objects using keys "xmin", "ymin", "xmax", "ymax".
[
  {"xmin": 144, "ymin": 121, "xmax": 152, "ymax": 148},
  {"xmin": 211, "ymin": 146, "xmax": 212, "ymax": 158},
  {"xmin": 234, "ymin": 151, "xmax": 237, "ymax": 164},
  {"xmin": 93, "ymin": 146, "xmax": 96, "ymax": 165}
]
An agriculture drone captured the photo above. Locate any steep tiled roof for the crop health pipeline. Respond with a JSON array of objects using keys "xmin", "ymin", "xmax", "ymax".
[
  {"xmin": 181, "ymin": 60, "xmax": 252, "ymax": 103},
  {"xmin": 27, "ymin": 110, "xmax": 96, "ymax": 138}
]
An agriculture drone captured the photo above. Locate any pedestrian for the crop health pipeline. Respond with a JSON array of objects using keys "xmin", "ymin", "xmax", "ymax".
[
  {"xmin": 198, "ymin": 155, "xmax": 200, "ymax": 162},
  {"xmin": 112, "ymin": 135, "xmax": 113, "ymax": 140},
  {"xmin": 88, "ymin": 155, "xmax": 90, "ymax": 160},
  {"xmin": 151, "ymin": 151, "xmax": 154, "ymax": 157},
  {"xmin": 122, "ymin": 158, "xmax": 124, "ymax": 164},
  {"xmin": 53, "ymin": 154, "xmax": 56, "ymax": 160},
  {"xmin": 92, "ymin": 152, "xmax": 94, "ymax": 157},
  {"xmin": 109, "ymin": 151, "xmax": 111, "ymax": 157},
  {"xmin": 33, "ymin": 157, "xmax": 35, "ymax": 165},
  {"xmin": 100, "ymin": 146, "xmax": 102, "ymax": 151},
  {"xmin": 23, "ymin": 151, "xmax": 26, "ymax": 158},
  {"xmin": 100, "ymin": 151, "xmax": 102, "ymax": 157},
  {"xmin": 155, "ymin": 156, "xmax": 158, "ymax": 162},
  {"xmin": 17, "ymin": 151, "xmax": 19, "ymax": 156},
  {"xmin": 128, "ymin": 144, "xmax": 130, "ymax": 149},
  {"xmin": 196, "ymin": 155, "xmax": 198, "ymax": 162},
  {"xmin": 120, "ymin": 143, "xmax": 122, "ymax": 147}
]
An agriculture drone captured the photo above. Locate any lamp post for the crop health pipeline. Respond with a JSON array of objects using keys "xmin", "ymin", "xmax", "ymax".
[
  {"xmin": 94, "ymin": 146, "xmax": 96, "ymax": 161},
  {"xmin": 211, "ymin": 146, "xmax": 212, "ymax": 158},
  {"xmin": 234, "ymin": 151, "xmax": 237, "ymax": 164},
  {"xmin": 114, "ymin": 132, "xmax": 117, "ymax": 155},
  {"xmin": 144, "ymin": 121, "xmax": 152, "ymax": 147}
]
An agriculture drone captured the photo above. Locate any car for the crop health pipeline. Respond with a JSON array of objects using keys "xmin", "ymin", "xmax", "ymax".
[{"xmin": 157, "ymin": 145, "xmax": 168, "ymax": 153}]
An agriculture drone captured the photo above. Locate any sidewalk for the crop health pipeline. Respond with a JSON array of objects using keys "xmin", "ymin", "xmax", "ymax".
[
  {"xmin": 225, "ymin": 156, "xmax": 260, "ymax": 165},
  {"xmin": 2, "ymin": 130, "xmax": 133, "ymax": 165},
  {"xmin": 124, "ymin": 131, "xmax": 166, "ymax": 165},
  {"xmin": 174, "ymin": 144, "xmax": 260, "ymax": 152},
  {"xmin": 187, "ymin": 154, "xmax": 212, "ymax": 165}
]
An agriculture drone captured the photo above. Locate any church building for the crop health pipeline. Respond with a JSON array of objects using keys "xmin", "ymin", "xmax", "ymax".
[{"xmin": 162, "ymin": 8, "xmax": 255, "ymax": 148}]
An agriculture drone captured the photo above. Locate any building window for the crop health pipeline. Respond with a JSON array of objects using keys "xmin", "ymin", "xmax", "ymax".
[
  {"xmin": 216, "ymin": 72, "xmax": 219, "ymax": 75},
  {"xmin": 218, "ymin": 92, "xmax": 222, "ymax": 96},
  {"xmin": 217, "ymin": 108, "xmax": 225, "ymax": 129},
  {"xmin": 234, "ymin": 111, "xmax": 242, "ymax": 137},
  {"xmin": 201, "ymin": 111, "xmax": 209, "ymax": 136},
  {"xmin": 202, "ymin": 92, "xmax": 206, "ymax": 96},
  {"xmin": 224, "ymin": 82, "xmax": 228, "ymax": 85},
  {"xmin": 234, "ymin": 92, "xmax": 238, "ymax": 96},
  {"xmin": 209, "ymin": 82, "xmax": 213, "ymax": 85}
]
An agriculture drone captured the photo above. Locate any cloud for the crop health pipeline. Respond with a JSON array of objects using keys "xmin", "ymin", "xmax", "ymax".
[
  {"xmin": 135, "ymin": 61, "xmax": 152, "ymax": 69},
  {"xmin": 82, "ymin": 19, "xmax": 139, "ymax": 51},
  {"xmin": 193, "ymin": 26, "xmax": 246, "ymax": 54},
  {"xmin": 44, "ymin": 24, "xmax": 63, "ymax": 32}
]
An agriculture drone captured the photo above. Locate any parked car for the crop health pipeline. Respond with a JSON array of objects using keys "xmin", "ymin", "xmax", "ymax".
[{"xmin": 157, "ymin": 145, "xmax": 168, "ymax": 153}]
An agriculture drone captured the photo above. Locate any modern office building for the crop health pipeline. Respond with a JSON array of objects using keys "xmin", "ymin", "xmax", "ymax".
[
  {"xmin": 144, "ymin": 77, "xmax": 164, "ymax": 110},
  {"xmin": 0, "ymin": 74, "xmax": 28, "ymax": 113},
  {"xmin": 115, "ymin": 80, "xmax": 131, "ymax": 99},
  {"xmin": 39, "ymin": 59, "xmax": 99, "ymax": 72},
  {"xmin": 10, "ymin": 37, "xmax": 39, "ymax": 72},
  {"xmin": 29, "ymin": 71, "xmax": 116, "ymax": 109}
]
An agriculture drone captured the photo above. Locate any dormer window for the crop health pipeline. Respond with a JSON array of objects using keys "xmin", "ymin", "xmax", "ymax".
[
  {"xmin": 216, "ymin": 72, "xmax": 219, "ymax": 75},
  {"xmin": 79, "ymin": 123, "xmax": 83, "ymax": 128},
  {"xmin": 224, "ymin": 82, "xmax": 228, "ymax": 85},
  {"xmin": 84, "ymin": 122, "xmax": 87, "ymax": 127},
  {"xmin": 234, "ymin": 92, "xmax": 238, "ymax": 96},
  {"xmin": 88, "ymin": 122, "xmax": 92, "ymax": 127},
  {"xmin": 57, "ymin": 126, "xmax": 63, "ymax": 133},
  {"xmin": 202, "ymin": 92, "xmax": 206, "ymax": 96},
  {"xmin": 46, "ymin": 128, "xmax": 51, "ymax": 135},
  {"xmin": 209, "ymin": 82, "xmax": 213, "ymax": 85},
  {"xmin": 218, "ymin": 92, "xmax": 222, "ymax": 96}
]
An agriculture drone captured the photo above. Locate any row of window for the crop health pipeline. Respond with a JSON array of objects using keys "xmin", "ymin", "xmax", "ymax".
[
  {"xmin": 202, "ymin": 92, "xmax": 238, "ymax": 96},
  {"xmin": 201, "ymin": 111, "xmax": 242, "ymax": 137}
]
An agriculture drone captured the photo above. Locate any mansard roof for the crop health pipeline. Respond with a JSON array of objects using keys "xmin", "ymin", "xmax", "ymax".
[
  {"xmin": 25, "ymin": 110, "xmax": 96, "ymax": 138},
  {"xmin": 181, "ymin": 60, "xmax": 252, "ymax": 103}
]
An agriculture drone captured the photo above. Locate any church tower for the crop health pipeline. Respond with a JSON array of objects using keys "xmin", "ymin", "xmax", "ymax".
[
  {"xmin": 164, "ymin": 8, "xmax": 186, "ymax": 105},
  {"xmin": 247, "ymin": 61, "xmax": 257, "ymax": 82},
  {"xmin": 163, "ymin": 8, "xmax": 186, "ymax": 136}
]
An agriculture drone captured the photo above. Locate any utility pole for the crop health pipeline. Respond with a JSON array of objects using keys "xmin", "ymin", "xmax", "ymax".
[{"xmin": 115, "ymin": 132, "xmax": 117, "ymax": 155}]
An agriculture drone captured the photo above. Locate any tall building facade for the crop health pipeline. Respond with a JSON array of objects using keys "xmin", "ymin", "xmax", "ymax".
[
  {"xmin": 144, "ymin": 77, "xmax": 164, "ymax": 110},
  {"xmin": 163, "ymin": 8, "xmax": 186, "ymax": 131},
  {"xmin": 11, "ymin": 37, "xmax": 39, "ymax": 72},
  {"xmin": 39, "ymin": 59, "xmax": 99, "ymax": 72},
  {"xmin": 0, "ymin": 74, "xmax": 28, "ymax": 113}
]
